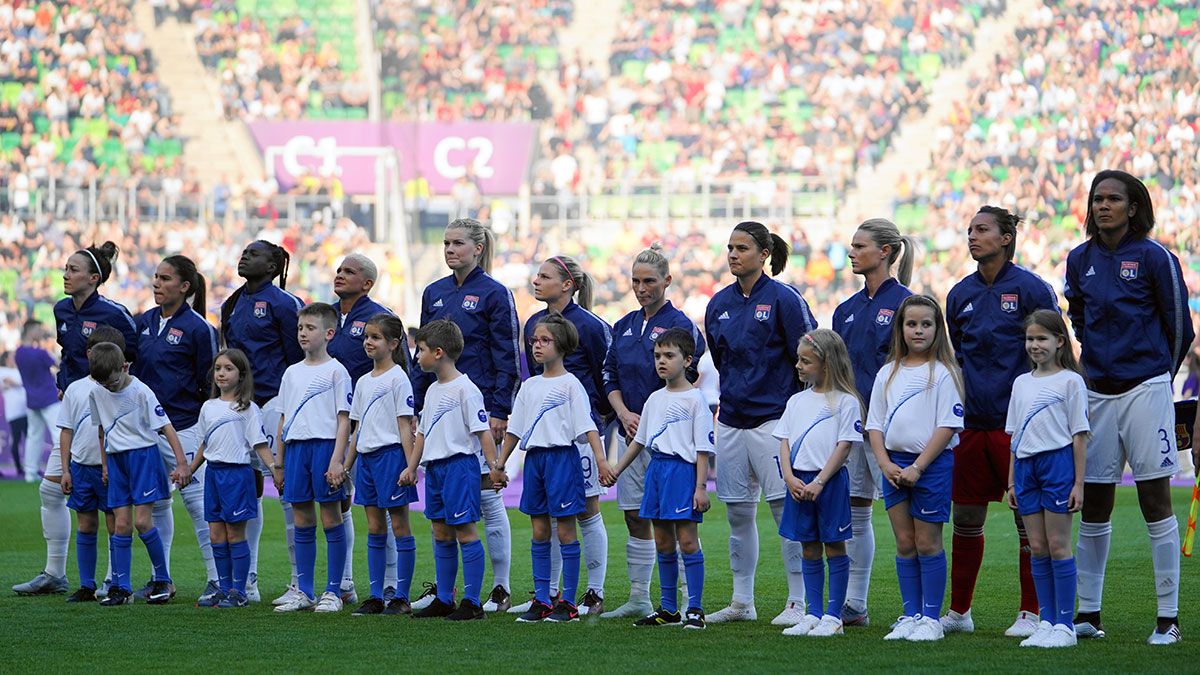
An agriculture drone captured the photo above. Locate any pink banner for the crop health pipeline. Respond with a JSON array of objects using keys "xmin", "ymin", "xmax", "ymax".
[{"xmin": 246, "ymin": 121, "xmax": 538, "ymax": 195}]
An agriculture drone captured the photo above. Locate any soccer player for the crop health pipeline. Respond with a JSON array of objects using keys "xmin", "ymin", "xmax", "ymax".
[
  {"xmin": 1065, "ymin": 170, "xmax": 1193, "ymax": 645},
  {"xmin": 704, "ymin": 221, "xmax": 817, "ymax": 625},
  {"xmin": 941, "ymin": 206, "xmax": 1058, "ymax": 637}
]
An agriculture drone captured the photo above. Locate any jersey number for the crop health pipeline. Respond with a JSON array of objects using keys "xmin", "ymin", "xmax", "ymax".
[
  {"xmin": 1159, "ymin": 428, "xmax": 1170, "ymax": 453},
  {"xmin": 580, "ymin": 454, "xmax": 594, "ymax": 479}
]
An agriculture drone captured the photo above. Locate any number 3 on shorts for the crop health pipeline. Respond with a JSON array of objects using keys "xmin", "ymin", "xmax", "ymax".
[{"xmin": 1159, "ymin": 428, "xmax": 1170, "ymax": 453}]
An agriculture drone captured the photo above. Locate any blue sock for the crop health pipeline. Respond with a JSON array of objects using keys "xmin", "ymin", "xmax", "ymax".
[
  {"xmin": 112, "ymin": 534, "xmax": 133, "ymax": 592},
  {"xmin": 1030, "ymin": 556, "xmax": 1054, "ymax": 623},
  {"xmin": 532, "ymin": 539, "xmax": 552, "ymax": 606},
  {"xmin": 434, "ymin": 540, "xmax": 458, "ymax": 604},
  {"xmin": 367, "ymin": 533, "xmax": 387, "ymax": 600},
  {"xmin": 461, "ymin": 539, "xmax": 485, "ymax": 605},
  {"xmin": 682, "ymin": 550, "xmax": 704, "ymax": 613},
  {"xmin": 896, "ymin": 556, "xmax": 921, "ymax": 617},
  {"xmin": 658, "ymin": 551, "xmax": 679, "ymax": 613},
  {"xmin": 230, "ymin": 540, "xmax": 250, "ymax": 595},
  {"xmin": 395, "ymin": 536, "xmax": 416, "ymax": 600},
  {"xmin": 139, "ymin": 527, "xmax": 170, "ymax": 583},
  {"xmin": 213, "ymin": 541, "xmax": 232, "ymax": 593},
  {"xmin": 917, "ymin": 552, "xmax": 946, "ymax": 618},
  {"xmin": 826, "ymin": 554, "xmax": 850, "ymax": 619},
  {"xmin": 802, "ymin": 558, "xmax": 824, "ymax": 617},
  {"xmin": 295, "ymin": 525, "xmax": 317, "ymax": 599},
  {"xmin": 560, "ymin": 541, "xmax": 581, "ymax": 607},
  {"xmin": 324, "ymin": 522, "xmax": 347, "ymax": 595},
  {"xmin": 76, "ymin": 531, "xmax": 98, "ymax": 590},
  {"xmin": 1051, "ymin": 557, "xmax": 1077, "ymax": 627}
]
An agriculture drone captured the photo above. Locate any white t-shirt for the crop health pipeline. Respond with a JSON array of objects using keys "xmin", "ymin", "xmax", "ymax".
[
  {"xmin": 418, "ymin": 374, "xmax": 489, "ymax": 465},
  {"xmin": 634, "ymin": 388, "xmax": 714, "ymax": 464},
  {"xmin": 89, "ymin": 377, "xmax": 170, "ymax": 454},
  {"xmin": 278, "ymin": 359, "xmax": 352, "ymax": 442},
  {"xmin": 866, "ymin": 362, "xmax": 964, "ymax": 455},
  {"xmin": 773, "ymin": 389, "xmax": 862, "ymax": 472},
  {"xmin": 508, "ymin": 373, "xmax": 596, "ymax": 451},
  {"xmin": 349, "ymin": 365, "xmax": 415, "ymax": 454},
  {"xmin": 0, "ymin": 366, "xmax": 25, "ymax": 421},
  {"xmin": 199, "ymin": 398, "xmax": 268, "ymax": 464},
  {"xmin": 56, "ymin": 376, "xmax": 102, "ymax": 465},
  {"xmin": 1005, "ymin": 369, "xmax": 1090, "ymax": 459}
]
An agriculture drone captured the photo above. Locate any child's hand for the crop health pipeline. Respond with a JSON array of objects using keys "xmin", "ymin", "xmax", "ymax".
[
  {"xmin": 101, "ymin": 467, "xmax": 108, "ymax": 486},
  {"xmin": 597, "ymin": 459, "xmax": 616, "ymax": 488},
  {"xmin": 600, "ymin": 470, "xmax": 618, "ymax": 488},
  {"xmin": 897, "ymin": 464, "xmax": 921, "ymax": 488},
  {"xmin": 1005, "ymin": 485, "xmax": 1019, "ymax": 511},
  {"xmin": 693, "ymin": 488, "xmax": 710, "ymax": 513},
  {"xmin": 326, "ymin": 462, "xmax": 346, "ymax": 488},
  {"xmin": 785, "ymin": 475, "xmax": 805, "ymax": 502},
  {"xmin": 397, "ymin": 467, "xmax": 414, "ymax": 487},
  {"xmin": 60, "ymin": 471, "xmax": 73, "ymax": 495},
  {"xmin": 1067, "ymin": 482, "xmax": 1083, "ymax": 513},
  {"xmin": 172, "ymin": 466, "xmax": 192, "ymax": 488},
  {"xmin": 880, "ymin": 461, "xmax": 902, "ymax": 488},
  {"xmin": 799, "ymin": 479, "xmax": 824, "ymax": 501},
  {"xmin": 488, "ymin": 468, "xmax": 508, "ymax": 490},
  {"xmin": 271, "ymin": 468, "xmax": 284, "ymax": 492}
]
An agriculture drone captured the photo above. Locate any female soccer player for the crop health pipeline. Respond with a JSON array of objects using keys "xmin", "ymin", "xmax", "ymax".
[
  {"xmin": 601, "ymin": 244, "xmax": 706, "ymax": 619},
  {"xmin": 704, "ymin": 221, "xmax": 817, "ymax": 625},
  {"xmin": 409, "ymin": 218, "xmax": 519, "ymax": 611},
  {"xmin": 1065, "ymin": 170, "xmax": 1193, "ymax": 645},
  {"xmin": 831, "ymin": 218, "xmax": 916, "ymax": 626}
]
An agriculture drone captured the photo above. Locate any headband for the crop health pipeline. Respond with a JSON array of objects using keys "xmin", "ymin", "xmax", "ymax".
[
  {"xmin": 802, "ymin": 333, "xmax": 823, "ymax": 356},
  {"xmin": 552, "ymin": 257, "xmax": 576, "ymax": 288},
  {"xmin": 82, "ymin": 249, "xmax": 102, "ymax": 278}
]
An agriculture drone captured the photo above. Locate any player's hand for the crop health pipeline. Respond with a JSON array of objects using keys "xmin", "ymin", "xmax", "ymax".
[
  {"xmin": 175, "ymin": 466, "xmax": 193, "ymax": 488},
  {"xmin": 1005, "ymin": 485, "xmax": 1018, "ymax": 510},
  {"xmin": 489, "ymin": 417, "xmax": 507, "ymax": 444},
  {"xmin": 101, "ymin": 468, "xmax": 108, "ymax": 485},
  {"xmin": 270, "ymin": 468, "xmax": 284, "ymax": 491},
  {"xmin": 880, "ymin": 461, "xmax": 902, "ymax": 489},
  {"xmin": 897, "ymin": 464, "xmax": 921, "ymax": 488},
  {"xmin": 326, "ymin": 462, "xmax": 346, "ymax": 488},
  {"xmin": 1067, "ymin": 482, "xmax": 1084, "ymax": 513},
  {"xmin": 785, "ymin": 475, "xmax": 805, "ymax": 502},
  {"xmin": 618, "ymin": 410, "xmax": 640, "ymax": 440},
  {"xmin": 693, "ymin": 488, "xmax": 710, "ymax": 513},
  {"xmin": 799, "ymin": 480, "xmax": 824, "ymax": 501},
  {"xmin": 397, "ymin": 467, "xmax": 414, "ymax": 487},
  {"xmin": 600, "ymin": 470, "xmax": 618, "ymax": 488},
  {"xmin": 597, "ymin": 459, "xmax": 616, "ymax": 488},
  {"xmin": 488, "ymin": 468, "xmax": 508, "ymax": 490},
  {"xmin": 60, "ymin": 471, "xmax": 73, "ymax": 495}
]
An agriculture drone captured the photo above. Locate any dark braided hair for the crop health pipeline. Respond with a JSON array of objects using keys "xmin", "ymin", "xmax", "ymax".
[{"xmin": 220, "ymin": 240, "xmax": 291, "ymax": 345}]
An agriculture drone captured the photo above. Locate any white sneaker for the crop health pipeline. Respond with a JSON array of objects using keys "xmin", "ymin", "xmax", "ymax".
[
  {"xmin": 245, "ymin": 573, "xmax": 260, "ymax": 603},
  {"xmin": 771, "ymin": 601, "xmax": 807, "ymax": 626},
  {"xmin": 600, "ymin": 597, "xmax": 654, "ymax": 619},
  {"xmin": 884, "ymin": 615, "xmax": 919, "ymax": 640},
  {"xmin": 781, "ymin": 613, "xmax": 821, "ymax": 636},
  {"xmin": 273, "ymin": 591, "xmax": 316, "ymax": 612},
  {"xmin": 939, "ymin": 608, "xmax": 974, "ymax": 633},
  {"xmin": 807, "ymin": 614, "xmax": 844, "ymax": 636},
  {"xmin": 339, "ymin": 580, "xmax": 357, "ymax": 604},
  {"xmin": 1074, "ymin": 618, "xmax": 1106, "ymax": 639},
  {"xmin": 272, "ymin": 585, "xmax": 304, "ymax": 606},
  {"xmin": 508, "ymin": 598, "xmax": 533, "ymax": 614},
  {"xmin": 1147, "ymin": 623, "xmax": 1181, "ymax": 646},
  {"xmin": 707, "ymin": 601, "xmax": 757, "ymax": 624},
  {"xmin": 1005, "ymin": 610, "xmax": 1040, "ymax": 637},
  {"xmin": 411, "ymin": 583, "xmax": 438, "ymax": 610},
  {"xmin": 906, "ymin": 616, "xmax": 945, "ymax": 642},
  {"xmin": 1043, "ymin": 624, "xmax": 1078, "ymax": 648},
  {"xmin": 1020, "ymin": 620, "xmax": 1054, "ymax": 647},
  {"xmin": 313, "ymin": 591, "xmax": 344, "ymax": 613}
]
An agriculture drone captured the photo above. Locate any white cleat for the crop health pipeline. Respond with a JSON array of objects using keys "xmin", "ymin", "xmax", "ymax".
[
  {"xmin": 273, "ymin": 591, "xmax": 316, "ymax": 612},
  {"xmin": 245, "ymin": 573, "xmax": 261, "ymax": 603},
  {"xmin": 906, "ymin": 616, "xmax": 945, "ymax": 642},
  {"xmin": 807, "ymin": 614, "xmax": 845, "ymax": 636},
  {"xmin": 313, "ymin": 591, "xmax": 344, "ymax": 613},
  {"xmin": 884, "ymin": 615, "xmax": 919, "ymax": 640},
  {"xmin": 1147, "ymin": 624, "xmax": 1181, "ymax": 646},
  {"xmin": 1020, "ymin": 620, "xmax": 1055, "ymax": 647},
  {"xmin": 600, "ymin": 597, "xmax": 654, "ymax": 619},
  {"xmin": 339, "ymin": 580, "xmax": 358, "ymax": 605},
  {"xmin": 940, "ymin": 608, "xmax": 974, "ymax": 633},
  {"xmin": 771, "ymin": 601, "xmax": 807, "ymax": 626},
  {"xmin": 1005, "ymin": 610, "xmax": 1040, "ymax": 637},
  {"xmin": 1042, "ymin": 624, "xmax": 1078, "ymax": 648},
  {"xmin": 707, "ymin": 601, "xmax": 757, "ymax": 624},
  {"xmin": 272, "ymin": 585, "xmax": 304, "ymax": 606},
  {"xmin": 411, "ymin": 583, "xmax": 438, "ymax": 611},
  {"xmin": 781, "ymin": 613, "xmax": 821, "ymax": 636},
  {"xmin": 1073, "ymin": 619, "xmax": 1105, "ymax": 639}
]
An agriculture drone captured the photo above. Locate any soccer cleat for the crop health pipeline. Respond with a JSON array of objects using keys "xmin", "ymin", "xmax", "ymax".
[
  {"xmin": 383, "ymin": 597, "xmax": 412, "ymax": 615},
  {"xmin": 578, "ymin": 588, "xmax": 604, "ymax": 616},
  {"xmin": 97, "ymin": 578, "xmax": 111, "ymax": 599},
  {"xmin": 1043, "ymin": 624, "xmax": 1079, "ymax": 648},
  {"xmin": 66, "ymin": 587, "xmax": 98, "ymax": 603},
  {"xmin": 216, "ymin": 592, "xmax": 249, "ymax": 608},
  {"xmin": 515, "ymin": 599, "xmax": 554, "ymax": 623},
  {"xmin": 352, "ymin": 597, "xmax": 386, "ymax": 615},
  {"xmin": 1147, "ymin": 623, "xmax": 1181, "ymax": 646},
  {"xmin": 841, "ymin": 604, "xmax": 869, "ymax": 627},
  {"xmin": 1005, "ymin": 610, "xmax": 1040, "ymax": 637},
  {"xmin": 600, "ymin": 597, "xmax": 654, "ymax": 619},
  {"xmin": 482, "ymin": 585, "xmax": 511, "ymax": 613},
  {"xmin": 1020, "ymin": 620, "xmax": 1055, "ymax": 647},
  {"xmin": 339, "ymin": 580, "xmax": 358, "ymax": 605},
  {"xmin": 706, "ymin": 601, "xmax": 757, "ymax": 624},
  {"xmin": 412, "ymin": 597, "xmax": 455, "ymax": 618},
  {"xmin": 272, "ymin": 585, "xmax": 304, "ymax": 606},
  {"xmin": 633, "ymin": 608, "xmax": 682, "ymax": 627},
  {"xmin": 131, "ymin": 579, "xmax": 153, "ymax": 601},
  {"xmin": 940, "ymin": 608, "xmax": 975, "ymax": 633},
  {"xmin": 446, "ymin": 599, "xmax": 486, "ymax": 621},
  {"xmin": 383, "ymin": 586, "xmax": 396, "ymax": 603},
  {"xmin": 13, "ymin": 571, "xmax": 69, "ymax": 595},
  {"xmin": 683, "ymin": 608, "xmax": 706, "ymax": 630},
  {"xmin": 146, "ymin": 580, "xmax": 174, "ymax": 605},
  {"xmin": 313, "ymin": 591, "xmax": 344, "ymax": 613},
  {"xmin": 884, "ymin": 615, "xmax": 919, "ymax": 640},
  {"xmin": 273, "ymin": 591, "xmax": 317, "ymax": 612},
  {"xmin": 772, "ymin": 601, "xmax": 806, "ymax": 626},
  {"xmin": 544, "ymin": 600, "xmax": 580, "ymax": 623},
  {"xmin": 196, "ymin": 580, "xmax": 222, "ymax": 605},
  {"xmin": 245, "ymin": 573, "xmax": 260, "ymax": 602},
  {"xmin": 781, "ymin": 614, "xmax": 821, "ymax": 636},
  {"xmin": 906, "ymin": 616, "xmax": 946, "ymax": 642},
  {"xmin": 99, "ymin": 588, "xmax": 133, "ymax": 606},
  {"xmin": 1073, "ymin": 616, "xmax": 1106, "ymax": 639},
  {"xmin": 410, "ymin": 582, "xmax": 438, "ymax": 610},
  {"xmin": 510, "ymin": 590, "xmax": 558, "ymax": 614},
  {"xmin": 807, "ymin": 614, "xmax": 845, "ymax": 637}
]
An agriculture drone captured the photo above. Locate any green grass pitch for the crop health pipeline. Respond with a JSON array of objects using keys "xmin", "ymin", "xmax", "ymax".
[{"xmin": 0, "ymin": 482, "xmax": 1193, "ymax": 673}]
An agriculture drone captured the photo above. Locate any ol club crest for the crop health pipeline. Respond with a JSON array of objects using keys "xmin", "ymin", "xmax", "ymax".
[
  {"xmin": 754, "ymin": 304, "xmax": 772, "ymax": 321},
  {"xmin": 253, "ymin": 301, "xmax": 267, "ymax": 318},
  {"xmin": 1000, "ymin": 293, "xmax": 1018, "ymax": 313},
  {"xmin": 166, "ymin": 328, "xmax": 183, "ymax": 345},
  {"xmin": 649, "ymin": 326, "xmax": 665, "ymax": 341},
  {"xmin": 349, "ymin": 321, "xmax": 365, "ymax": 337},
  {"xmin": 81, "ymin": 320, "xmax": 96, "ymax": 336},
  {"xmin": 875, "ymin": 309, "xmax": 894, "ymax": 326},
  {"xmin": 462, "ymin": 295, "xmax": 479, "ymax": 310},
  {"xmin": 1120, "ymin": 261, "xmax": 1138, "ymax": 281}
]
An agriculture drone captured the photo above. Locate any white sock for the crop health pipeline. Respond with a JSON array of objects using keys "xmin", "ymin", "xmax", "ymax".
[
  {"xmin": 846, "ymin": 505, "xmax": 875, "ymax": 611},
  {"xmin": 550, "ymin": 517, "xmax": 562, "ymax": 595},
  {"xmin": 579, "ymin": 512, "xmax": 607, "ymax": 596},
  {"xmin": 39, "ymin": 479, "xmax": 70, "ymax": 577},
  {"xmin": 770, "ymin": 498, "xmax": 805, "ymax": 605},
  {"xmin": 627, "ymin": 536, "xmax": 655, "ymax": 599},
  {"xmin": 1147, "ymin": 516, "xmax": 1180, "ymax": 618},
  {"xmin": 342, "ymin": 509, "xmax": 355, "ymax": 582},
  {"xmin": 181, "ymin": 480, "xmax": 217, "ymax": 581},
  {"xmin": 247, "ymin": 497, "xmax": 264, "ymax": 575},
  {"xmin": 281, "ymin": 500, "xmax": 297, "ymax": 585},
  {"xmin": 153, "ymin": 497, "xmax": 175, "ymax": 574},
  {"xmin": 727, "ymin": 502, "xmax": 759, "ymax": 605},
  {"xmin": 677, "ymin": 541, "xmax": 690, "ymax": 599},
  {"xmin": 384, "ymin": 516, "xmax": 398, "ymax": 590},
  {"xmin": 481, "ymin": 489, "xmax": 511, "ymax": 592},
  {"xmin": 1075, "ymin": 520, "xmax": 1112, "ymax": 613}
]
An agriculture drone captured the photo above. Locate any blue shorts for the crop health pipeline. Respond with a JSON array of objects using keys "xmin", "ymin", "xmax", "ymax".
[
  {"xmin": 107, "ymin": 446, "xmax": 170, "ymax": 508},
  {"xmin": 354, "ymin": 444, "xmax": 418, "ymax": 509},
  {"xmin": 779, "ymin": 467, "xmax": 852, "ymax": 543},
  {"xmin": 1014, "ymin": 445, "xmax": 1075, "ymax": 516},
  {"xmin": 424, "ymin": 453, "xmax": 481, "ymax": 525},
  {"xmin": 520, "ymin": 446, "xmax": 586, "ymax": 518},
  {"xmin": 282, "ymin": 438, "xmax": 346, "ymax": 503},
  {"xmin": 67, "ymin": 462, "xmax": 110, "ymax": 514},
  {"xmin": 640, "ymin": 452, "xmax": 703, "ymax": 523},
  {"xmin": 881, "ymin": 449, "xmax": 953, "ymax": 523},
  {"xmin": 204, "ymin": 462, "xmax": 258, "ymax": 522}
]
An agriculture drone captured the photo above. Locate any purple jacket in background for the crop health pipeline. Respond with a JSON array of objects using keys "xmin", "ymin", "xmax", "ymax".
[{"xmin": 15, "ymin": 345, "xmax": 58, "ymax": 410}]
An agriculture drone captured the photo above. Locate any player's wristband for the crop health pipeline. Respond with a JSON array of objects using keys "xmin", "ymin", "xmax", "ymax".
[
  {"xmin": 813, "ymin": 476, "xmax": 825, "ymax": 486},
  {"xmin": 1006, "ymin": 485, "xmax": 1015, "ymax": 492}
]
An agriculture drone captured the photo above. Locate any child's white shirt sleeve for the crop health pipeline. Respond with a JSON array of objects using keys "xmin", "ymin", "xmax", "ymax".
[
  {"xmin": 335, "ymin": 365, "xmax": 352, "ymax": 414},
  {"xmin": 246, "ymin": 403, "xmax": 268, "ymax": 447},
  {"xmin": 933, "ymin": 370, "xmax": 964, "ymax": 432},
  {"xmin": 772, "ymin": 395, "xmax": 798, "ymax": 442},
  {"xmin": 1004, "ymin": 375, "xmax": 1023, "ymax": 436},
  {"xmin": 865, "ymin": 369, "xmax": 888, "ymax": 433},
  {"xmin": 836, "ymin": 392, "xmax": 862, "ymax": 444},
  {"xmin": 349, "ymin": 378, "xmax": 368, "ymax": 423},
  {"xmin": 1067, "ymin": 373, "xmax": 1090, "ymax": 436},
  {"xmin": 461, "ymin": 383, "xmax": 490, "ymax": 434},
  {"xmin": 693, "ymin": 392, "xmax": 715, "ymax": 454},
  {"xmin": 506, "ymin": 385, "xmax": 530, "ymax": 441},
  {"xmin": 392, "ymin": 370, "xmax": 414, "ymax": 418}
]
